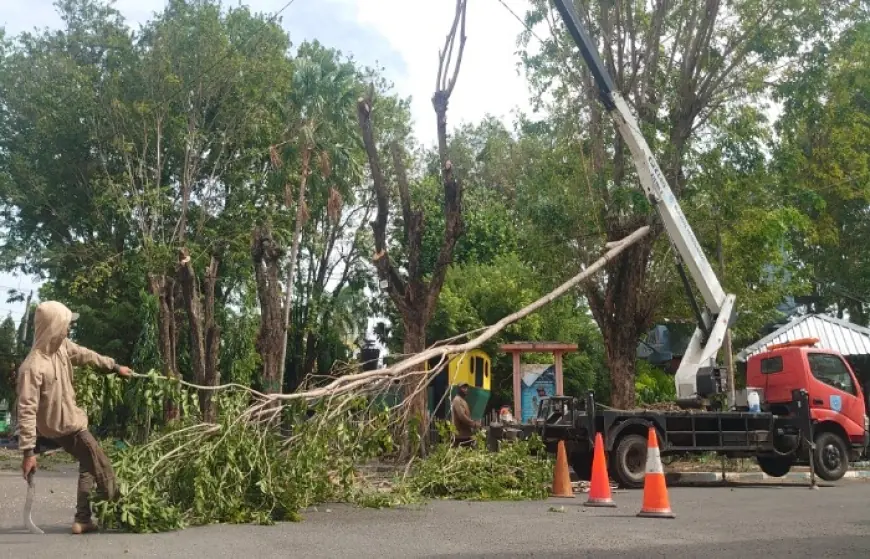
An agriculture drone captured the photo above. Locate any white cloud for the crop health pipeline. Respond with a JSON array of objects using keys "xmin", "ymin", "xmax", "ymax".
[{"xmin": 0, "ymin": 0, "xmax": 540, "ymax": 318}]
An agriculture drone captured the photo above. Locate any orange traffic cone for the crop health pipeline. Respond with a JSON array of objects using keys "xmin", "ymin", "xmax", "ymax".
[
  {"xmin": 584, "ymin": 432, "xmax": 616, "ymax": 507},
  {"xmin": 637, "ymin": 426, "xmax": 675, "ymax": 518},
  {"xmin": 551, "ymin": 440, "xmax": 574, "ymax": 498}
]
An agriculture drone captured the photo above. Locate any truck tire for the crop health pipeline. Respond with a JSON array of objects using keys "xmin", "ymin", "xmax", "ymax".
[
  {"xmin": 814, "ymin": 431, "xmax": 849, "ymax": 482},
  {"xmin": 612, "ymin": 434, "xmax": 647, "ymax": 489},
  {"xmin": 756, "ymin": 455, "xmax": 792, "ymax": 477},
  {"xmin": 570, "ymin": 451, "xmax": 593, "ymax": 481}
]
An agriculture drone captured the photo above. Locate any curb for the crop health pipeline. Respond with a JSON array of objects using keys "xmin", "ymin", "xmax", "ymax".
[{"xmin": 665, "ymin": 470, "xmax": 870, "ymax": 484}]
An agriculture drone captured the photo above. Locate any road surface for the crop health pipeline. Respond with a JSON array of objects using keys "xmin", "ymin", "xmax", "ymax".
[{"xmin": 1, "ymin": 468, "xmax": 868, "ymax": 558}]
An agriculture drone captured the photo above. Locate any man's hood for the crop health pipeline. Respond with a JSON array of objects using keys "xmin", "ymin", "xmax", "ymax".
[{"xmin": 32, "ymin": 301, "xmax": 77, "ymax": 354}]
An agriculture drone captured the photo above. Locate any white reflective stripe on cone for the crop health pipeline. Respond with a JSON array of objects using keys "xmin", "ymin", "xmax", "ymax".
[{"xmin": 645, "ymin": 445, "xmax": 664, "ymax": 474}]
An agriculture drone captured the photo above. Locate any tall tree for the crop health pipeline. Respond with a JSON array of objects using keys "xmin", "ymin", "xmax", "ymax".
[
  {"xmin": 357, "ymin": 0, "xmax": 468, "ymax": 452},
  {"xmin": 262, "ymin": 41, "xmax": 369, "ymax": 393},
  {"xmin": 776, "ymin": 19, "xmax": 870, "ymax": 324},
  {"xmin": 518, "ymin": 0, "xmax": 837, "ymax": 408},
  {"xmin": 0, "ymin": 0, "xmax": 294, "ymax": 421}
]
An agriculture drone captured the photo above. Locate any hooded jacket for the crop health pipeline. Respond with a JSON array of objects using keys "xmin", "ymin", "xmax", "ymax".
[{"xmin": 16, "ymin": 301, "xmax": 117, "ymax": 456}]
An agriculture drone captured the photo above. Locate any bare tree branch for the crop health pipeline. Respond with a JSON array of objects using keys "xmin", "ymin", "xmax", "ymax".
[{"xmin": 356, "ymin": 93, "xmax": 408, "ymax": 307}]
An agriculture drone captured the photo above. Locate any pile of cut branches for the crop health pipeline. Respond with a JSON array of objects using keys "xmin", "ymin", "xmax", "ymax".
[
  {"xmin": 92, "ymin": 392, "xmax": 398, "ymax": 533},
  {"xmin": 406, "ymin": 434, "xmax": 552, "ymax": 501}
]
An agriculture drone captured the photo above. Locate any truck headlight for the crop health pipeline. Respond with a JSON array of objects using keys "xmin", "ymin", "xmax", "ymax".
[{"xmin": 864, "ymin": 414, "xmax": 869, "ymax": 432}]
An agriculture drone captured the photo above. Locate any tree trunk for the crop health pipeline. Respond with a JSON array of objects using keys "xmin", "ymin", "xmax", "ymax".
[
  {"xmin": 203, "ymin": 255, "xmax": 221, "ymax": 422},
  {"xmin": 149, "ymin": 274, "xmax": 180, "ymax": 422},
  {"xmin": 177, "ymin": 248, "xmax": 206, "ymax": 388},
  {"xmin": 402, "ymin": 318, "xmax": 429, "ymax": 457},
  {"xmin": 177, "ymin": 248, "xmax": 221, "ymax": 422},
  {"xmin": 605, "ymin": 338, "xmax": 637, "ymax": 410},
  {"xmin": 586, "ymin": 235, "xmax": 655, "ymax": 409},
  {"xmin": 252, "ymin": 225, "xmax": 286, "ymax": 395},
  {"xmin": 302, "ymin": 331, "xmax": 319, "ymax": 380},
  {"xmin": 355, "ymin": 1, "xmax": 468, "ymax": 458},
  {"xmin": 279, "ymin": 147, "xmax": 313, "ymax": 394}
]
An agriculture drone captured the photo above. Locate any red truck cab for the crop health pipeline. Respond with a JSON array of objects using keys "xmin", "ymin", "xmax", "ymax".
[{"xmin": 747, "ymin": 338, "xmax": 869, "ymax": 475}]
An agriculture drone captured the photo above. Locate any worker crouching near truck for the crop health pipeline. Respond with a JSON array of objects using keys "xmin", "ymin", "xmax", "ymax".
[
  {"xmin": 451, "ymin": 383, "xmax": 481, "ymax": 447},
  {"xmin": 17, "ymin": 301, "xmax": 133, "ymax": 534}
]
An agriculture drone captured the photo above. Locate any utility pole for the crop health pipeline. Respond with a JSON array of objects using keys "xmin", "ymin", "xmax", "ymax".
[{"xmin": 716, "ymin": 225, "xmax": 736, "ymax": 408}]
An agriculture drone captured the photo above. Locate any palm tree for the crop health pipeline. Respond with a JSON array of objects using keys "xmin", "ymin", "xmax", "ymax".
[{"xmin": 268, "ymin": 41, "xmax": 367, "ymax": 391}]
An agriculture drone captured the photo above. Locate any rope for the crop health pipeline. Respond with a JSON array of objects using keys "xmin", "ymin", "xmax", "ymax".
[{"xmin": 128, "ymin": 371, "xmax": 270, "ymax": 400}]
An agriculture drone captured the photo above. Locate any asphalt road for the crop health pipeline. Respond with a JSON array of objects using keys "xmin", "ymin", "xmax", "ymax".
[{"xmin": 1, "ymin": 468, "xmax": 869, "ymax": 558}]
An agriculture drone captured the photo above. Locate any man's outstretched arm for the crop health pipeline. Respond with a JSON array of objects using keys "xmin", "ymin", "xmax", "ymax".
[
  {"xmin": 64, "ymin": 339, "xmax": 130, "ymax": 376},
  {"xmin": 65, "ymin": 340, "xmax": 132, "ymax": 377}
]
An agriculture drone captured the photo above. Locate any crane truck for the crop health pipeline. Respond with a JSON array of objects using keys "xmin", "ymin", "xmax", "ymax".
[{"xmin": 488, "ymin": 0, "xmax": 869, "ymax": 487}]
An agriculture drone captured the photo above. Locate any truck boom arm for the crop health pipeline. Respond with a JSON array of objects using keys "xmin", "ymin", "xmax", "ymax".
[{"xmin": 551, "ymin": 0, "xmax": 736, "ymax": 400}]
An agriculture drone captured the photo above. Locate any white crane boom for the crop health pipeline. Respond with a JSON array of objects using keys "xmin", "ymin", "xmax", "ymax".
[{"xmin": 551, "ymin": 0, "xmax": 736, "ymax": 401}]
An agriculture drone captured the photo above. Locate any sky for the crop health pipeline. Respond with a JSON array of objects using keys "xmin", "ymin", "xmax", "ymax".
[{"xmin": 0, "ymin": 0, "xmax": 541, "ymax": 324}]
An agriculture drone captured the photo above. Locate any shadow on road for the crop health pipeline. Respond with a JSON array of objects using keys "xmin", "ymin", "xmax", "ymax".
[
  {"xmin": 422, "ymin": 535, "xmax": 867, "ymax": 558},
  {"xmin": 0, "ymin": 525, "xmax": 72, "ymax": 536}
]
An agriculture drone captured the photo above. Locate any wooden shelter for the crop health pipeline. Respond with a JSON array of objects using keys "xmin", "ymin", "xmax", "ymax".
[{"xmin": 500, "ymin": 342, "xmax": 578, "ymax": 422}]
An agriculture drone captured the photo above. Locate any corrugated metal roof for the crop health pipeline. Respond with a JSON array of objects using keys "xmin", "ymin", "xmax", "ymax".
[{"xmin": 738, "ymin": 314, "xmax": 870, "ymax": 361}]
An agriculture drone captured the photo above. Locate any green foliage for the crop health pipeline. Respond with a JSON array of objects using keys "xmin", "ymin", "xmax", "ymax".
[
  {"xmin": 0, "ymin": 315, "xmax": 17, "ymax": 403},
  {"xmin": 74, "ymin": 368, "xmax": 199, "ymax": 441},
  {"xmin": 92, "ymin": 390, "xmax": 397, "ymax": 533},
  {"xmin": 427, "ymin": 252, "xmax": 607, "ymax": 404},
  {"xmin": 634, "ymin": 361, "xmax": 676, "ymax": 406},
  {"xmin": 0, "ymin": 0, "xmax": 401, "ymax": 406},
  {"xmin": 406, "ymin": 434, "xmax": 552, "ymax": 501},
  {"xmin": 776, "ymin": 20, "xmax": 870, "ymax": 323}
]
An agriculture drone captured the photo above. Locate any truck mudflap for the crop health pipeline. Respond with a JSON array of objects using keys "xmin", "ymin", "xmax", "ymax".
[{"xmin": 851, "ymin": 430, "xmax": 869, "ymax": 460}]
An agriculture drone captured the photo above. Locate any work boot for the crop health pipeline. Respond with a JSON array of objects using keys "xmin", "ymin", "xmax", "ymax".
[{"xmin": 71, "ymin": 521, "xmax": 98, "ymax": 535}]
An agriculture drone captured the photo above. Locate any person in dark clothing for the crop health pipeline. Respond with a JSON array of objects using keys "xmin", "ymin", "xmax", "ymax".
[{"xmin": 451, "ymin": 383, "xmax": 480, "ymax": 447}]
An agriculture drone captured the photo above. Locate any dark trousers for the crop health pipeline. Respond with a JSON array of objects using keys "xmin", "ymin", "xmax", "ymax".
[
  {"xmin": 54, "ymin": 429, "xmax": 117, "ymax": 523},
  {"xmin": 452, "ymin": 436, "xmax": 475, "ymax": 448}
]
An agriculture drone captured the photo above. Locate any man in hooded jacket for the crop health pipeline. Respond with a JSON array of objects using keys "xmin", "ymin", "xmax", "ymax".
[{"xmin": 17, "ymin": 301, "xmax": 133, "ymax": 534}]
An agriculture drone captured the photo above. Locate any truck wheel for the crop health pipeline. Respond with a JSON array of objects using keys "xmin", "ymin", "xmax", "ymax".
[
  {"xmin": 814, "ymin": 431, "xmax": 849, "ymax": 481},
  {"xmin": 756, "ymin": 455, "xmax": 792, "ymax": 477},
  {"xmin": 613, "ymin": 434, "xmax": 647, "ymax": 489},
  {"xmin": 570, "ymin": 451, "xmax": 593, "ymax": 481}
]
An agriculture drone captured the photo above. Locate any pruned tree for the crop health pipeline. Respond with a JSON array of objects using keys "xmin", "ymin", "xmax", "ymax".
[
  {"xmin": 252, "ymin": 225, "xmax": 286, "ymax": 394},
  {"xmin": 177, "ymin": 247, "xmax": 222, "ymax": 421},
  {"xmin": 357, "ymin": 0, "xmax": 468, "ymax": 453}
]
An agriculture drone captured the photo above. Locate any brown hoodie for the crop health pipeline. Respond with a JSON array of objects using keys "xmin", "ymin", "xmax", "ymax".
[{"xmin": 16, "ymin": 301, "xmax": 117, "ymax": 456}]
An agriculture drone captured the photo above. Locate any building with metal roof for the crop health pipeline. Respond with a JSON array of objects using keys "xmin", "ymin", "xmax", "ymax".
[{"xmin": 738, "ymin": 314, "xmax": 870, "ymax": 362}]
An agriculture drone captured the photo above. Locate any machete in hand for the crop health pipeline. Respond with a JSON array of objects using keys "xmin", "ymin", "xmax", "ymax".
[
  {"xmin": 24, "ymin": 469, "xmax": 44, "ymax": 535},
  {"xmin": 22, "ymin": 438, "xmax": 59, "ymax": 535}
]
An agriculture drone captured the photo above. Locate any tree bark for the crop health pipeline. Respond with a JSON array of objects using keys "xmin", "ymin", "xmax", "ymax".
[
  {"xmin": 606, "ymin": 341, "xmax": 637, "ymax": 410},
  {"xmin": 586, "ymin": 233, "xmax": 656, "ymax": 409},
  {"xmin": 203, "ymin": 255, "xmax": 221, "ymax": 422},
  {"xmin": 252, "ymin": 225, "xmax": 286, "ymax": 395},
  {"xmin": 401, "ymin": 317, "xmax": 429, "ymax": 452},
  {"xmin": 177, "ymin": 248, "xmax": 222, "ymax": 422},
  {"xmin": 148, "ymin": 274, "xmax": 180, "ymax": 422}
]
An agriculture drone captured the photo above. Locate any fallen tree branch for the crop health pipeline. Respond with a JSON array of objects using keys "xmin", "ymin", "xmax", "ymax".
[
  {"xmin": 133, "ymin": 226, "xmax": 650, "ymax": 404},
  {"xmin": 277, "ymin": 225, "xmax": 651, "ymax": 400}
]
